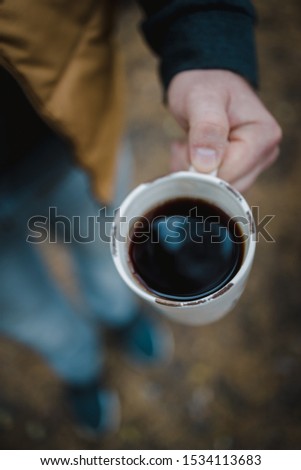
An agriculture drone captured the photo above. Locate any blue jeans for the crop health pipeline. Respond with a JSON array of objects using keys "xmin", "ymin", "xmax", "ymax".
[{"xmin": 0, "ymin": 133, "xmax": 136, "ymax": 384}]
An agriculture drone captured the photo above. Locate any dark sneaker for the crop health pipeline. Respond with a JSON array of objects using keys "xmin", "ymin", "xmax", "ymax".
[
  {"xmin": 114, "ymin": 312, "xmax": 174, "ymax": 367},
  {"xmin": 67, "ymin": 381, "xmax": 120, "ymax": 437}
]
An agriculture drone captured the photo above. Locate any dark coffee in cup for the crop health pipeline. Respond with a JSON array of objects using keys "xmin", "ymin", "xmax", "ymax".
[{"xmin": 129, "ymin": 197, "xmax": 244, "ymax": 301}]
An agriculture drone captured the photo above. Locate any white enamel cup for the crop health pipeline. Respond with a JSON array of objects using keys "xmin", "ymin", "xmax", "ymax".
[{"xmin": 111, "ymin": 171, "xmax": 256, "ymax": 325}]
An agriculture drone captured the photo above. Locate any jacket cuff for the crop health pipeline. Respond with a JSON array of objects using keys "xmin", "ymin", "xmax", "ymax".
[{"xmin": 141, "ymin": 8, "xmax": 258, "ymax": 92}]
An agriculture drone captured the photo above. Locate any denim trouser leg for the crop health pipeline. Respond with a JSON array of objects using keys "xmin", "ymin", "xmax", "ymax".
[
  {"xmin": 41, "ymin": 141, "xmax": 137, "ymax": 327},
  {"xmin": 0, "ymin": 135, "xmax": 135, "ymax": 384},
  {"xmin": 0, "ymin": 219, "xmax": 102, "ymax": 384}
]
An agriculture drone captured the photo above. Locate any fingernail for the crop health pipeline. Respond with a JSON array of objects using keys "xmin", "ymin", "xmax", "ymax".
[{"xmin": 192, "ymin": 147, "xmax": 219, "ymax": 172}]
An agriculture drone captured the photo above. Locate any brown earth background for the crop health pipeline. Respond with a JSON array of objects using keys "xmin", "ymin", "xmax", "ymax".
[{"xmin": 0, "ymin": 0, "xmax": 301, "ymax": 450}]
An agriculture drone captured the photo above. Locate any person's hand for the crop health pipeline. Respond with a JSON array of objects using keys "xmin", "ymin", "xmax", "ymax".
[{"xmin": 167, "ymin": 70, "xmax": 282, "ymax": 191}]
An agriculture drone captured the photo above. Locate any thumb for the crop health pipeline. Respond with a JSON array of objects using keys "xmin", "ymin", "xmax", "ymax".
[{"xmin": 188, "ymin": 93, "xmax": 230, "ymax": 173}]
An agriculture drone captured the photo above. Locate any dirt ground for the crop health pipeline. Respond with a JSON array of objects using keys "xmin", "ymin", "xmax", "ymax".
[{"xmin": 0, "ymin": 0, "xmax": 301, "ymax": 450}]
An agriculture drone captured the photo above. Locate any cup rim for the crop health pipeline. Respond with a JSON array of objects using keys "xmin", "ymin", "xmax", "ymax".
[{"xmin": 111, "ymin": 171, "xmax": 256, "ymax": 308}]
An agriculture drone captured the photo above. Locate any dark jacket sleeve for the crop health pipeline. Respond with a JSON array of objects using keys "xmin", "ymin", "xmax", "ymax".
[{"xmin": 136, "ymin": 0, "xmax": 258, "ymax": 91}]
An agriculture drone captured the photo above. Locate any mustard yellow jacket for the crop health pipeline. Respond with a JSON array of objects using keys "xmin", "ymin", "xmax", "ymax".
[{"xmin": 0, "ymin": 0, "xmax": 123, "ymax": 202}]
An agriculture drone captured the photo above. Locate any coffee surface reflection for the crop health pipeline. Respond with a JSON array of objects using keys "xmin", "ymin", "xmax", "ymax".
[{"xmin": 129, "ymin": 198, "xmax": 244, "ymax": 301}]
